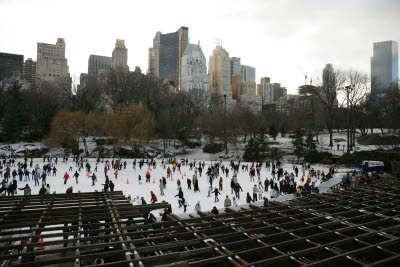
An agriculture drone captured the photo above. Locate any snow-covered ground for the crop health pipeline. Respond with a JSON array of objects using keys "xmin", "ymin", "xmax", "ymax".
[{"xmin": 4, "ymin": 159, "xmax": 349, "ymax": 216}]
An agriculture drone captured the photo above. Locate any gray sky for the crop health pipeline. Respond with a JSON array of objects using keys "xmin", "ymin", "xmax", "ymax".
[{"xmin": 1, "ymin": 0, "xmax": 399, "ymax": 93}]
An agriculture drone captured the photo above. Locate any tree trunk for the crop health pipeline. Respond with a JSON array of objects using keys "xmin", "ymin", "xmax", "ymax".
[
  {"xmin": 82, "ymin": 137, "xmax": 89, "ymax": 157},
  {"xmin": 329, "ymin": 110, "xmax": 333, "ymax": 147}
]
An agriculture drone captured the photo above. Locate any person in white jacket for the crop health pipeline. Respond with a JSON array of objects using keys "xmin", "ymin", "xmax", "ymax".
[
  {"xmin": 258, "ymin": 187, "xmax": 263, "ymax": 200},
  {"xmin": 232, "ymin": 196, "xmax": 238, "ymax": 207}
]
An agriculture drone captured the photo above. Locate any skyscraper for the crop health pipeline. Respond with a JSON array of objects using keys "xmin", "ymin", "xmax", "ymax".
[
  {"xmin": 23, "ymin": 58, "xmax": 36, "ymax": 88},
  {"xmin": 231, "ymin": 73, "xmax": 241, "ymax": 100},
  {"xmin": 371, "ymin": 40, "xmax": 399, "ymax": 93},
  {"xmin": 112, "ymin": 39, "xmax": 128, "ymax": 71},
  {"xmin": 148, "ymin": 27, "xmax": 189, "ymax": 89},
  {"xmin": 36, "ymin": 38, "xmax": 71, "ymax": 87},
  {"xmin": 147, "ymin": 48, "xmax": 156, "ymax": 75},
  {"xmin": 208, "ymin": 45, "xmax": 231, "ymax": 95},
  {"xmin": 257, "ymin": 77, "xmax": 274, "ymax": 104},
  {"xmin": 0, "ymin": 52, "xmax": 24, "ymax": 81},
  {"xmin": 88, "ymin": 55, "xmax": 112, "ymax": 77},
  {"xmin": 181, "ymin": 43, "xmax": 209, "ymax": 92},
  {"xmin": 178, "ymin": 26, "xmax": 189, "ymax": 89},
  {"xmin": 322, "ymin": 63, "xmax": 336, "ymax": 94},
  {"xmin": 241, "ymin": 65, "xmax": 256, "ymax": 82},
  {"xmin": 230, "ymin": 57, "xmax": 241, "ymax": 77},
  {"xmin": 159, "ymin": 31, "xmax": 180, "ymax": 87}
]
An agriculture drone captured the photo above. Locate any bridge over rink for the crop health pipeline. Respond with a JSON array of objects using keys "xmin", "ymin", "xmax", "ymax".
[{"xmin": 1, "ymin": 179, "xmax": 400, "ymax": 266}]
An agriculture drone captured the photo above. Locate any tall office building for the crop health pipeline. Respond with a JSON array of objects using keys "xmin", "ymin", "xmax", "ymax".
[
  {"xmin": 36, "ymin": 38, "xmax": 71, "ymax": 86},
  {"xmin": 240, "ymin": 80, "xmax": 262, "ymax": 112},
  {"xmin": 272, "ymin": 83, "xmax": 281, "ymax": 101},
  {"xmin": 230, "ymin": 57, "xmax": 241, "ymax": 77},
  {"xmin": 231, "ymin": 73, "xmax": 241, "ymax": 100},
  {"xmin": 281, "ymin": 87, "xmax": 287, "ymax": 100},
  {"xmin": 257, "ymin": 77, "xmax": 274, "ymax": 104},
  {"xmin": 152, "ymin": 32, "xmax": 161, "ymax": 77},
  {"xmin": 322, "ymin": 63, "xmax": 336, "ymax": 94},
  {"xmin": 181, "ymin": 43, "xmax": 209, "ymax": 92},
  {"xmin": 260, "ymin": 77, "xmax": 270, "ymax": 84},
  {"xmin": 88, "ymin": 55, "xmax": 112, "ymax": 77},
  {"xmin": 208, "ymin": 45, "xmax": 231, "ymax": 95},
  {"xmin": 23, "ymin": 58, "xmax": 36, "ymax": 88},
  {"xmin": 112, "ymin": 39, "xmax": 128, "ymax": 71},
  {"xmin": 148, "ymin": 27, "xmax": 189, "ymax": 89},
  {"xmin": 178, "ymin": 26, "xmax": 189, "ymax": 89},
  {"xmin": 241, "ymin": 65, "xmax": 256, "ymax": 82},
  {"xmin": 147, "ymin": 48, "xmax": 156, "ymax": 75},
  {"xmin": 0, "ymin": 52, "xmax": 24, "ymax": 81},
  {"xmin": 371, "ymin": 40, "xmax": 399, "ymax": 93}
]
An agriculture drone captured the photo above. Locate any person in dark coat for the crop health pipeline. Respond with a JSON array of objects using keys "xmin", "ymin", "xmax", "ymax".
[
  {"xmin": 246, "ymin": 192, "xmax": 253, "ymax": 203},
  {"xmin": 39, "ymin": 185, "xmax": 47, "ymax": 195},
  {"xmin": 234, "ymin": 183, "xmax": 243, "ymax": 199},
  {"xmin": 194, "ymin": 178, "xmax": 200, "ymax": 192},
  {"xmin": 211, "ymin": 188, "xmax": 221, "ymax": 202},
  {"xmin": 109, "ymin": 181, "xmax": 115, "ymax": 191},
  {"xmin": 211, "ymin": 206, "xmax": 219, "ymax": 215}
]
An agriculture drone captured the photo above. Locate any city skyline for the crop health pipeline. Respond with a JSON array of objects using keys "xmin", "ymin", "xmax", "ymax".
[{"xmin": 1, "ymin": 0, "xmax": 399, "ymax": 93}]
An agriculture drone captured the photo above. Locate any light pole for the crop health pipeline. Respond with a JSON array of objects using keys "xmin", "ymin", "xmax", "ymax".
[
  {"xmin": 223, "ymin": 93, "xmax": 227, "ymax": 154},
  {"xmin": 345, "ymin": 85, "xmax": 353, "ymax": 153}
]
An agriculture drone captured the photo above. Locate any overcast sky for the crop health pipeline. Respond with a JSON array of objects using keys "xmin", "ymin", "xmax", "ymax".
[{"xmin": 1, "ymin": 0, "xmax": 399, "ymax": 93}]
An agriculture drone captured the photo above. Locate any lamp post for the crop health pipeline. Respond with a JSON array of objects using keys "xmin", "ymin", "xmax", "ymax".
[
  {"xmin": 345, "ymin": 85, "xmax": 353, "ymax": 153},
  {"xmin": 223, "ymin": 93, "xmax": 228, "ymax": 154}
]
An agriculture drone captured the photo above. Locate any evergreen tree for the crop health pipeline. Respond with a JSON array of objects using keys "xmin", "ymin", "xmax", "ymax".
[
  {"xmin": 269, "ymin": 125, "xmax": 278, "ymax": 140},
  {"xmin": 243, "ymin": 128, "xmax": 269, "ymax": 161},
  {"xmin": 291, "ymin": 129, "xmax": 306, "ymax": 162},
  {"xmin": 1, "ymin": 80, "xmax": 26, "ymax": 142},
  {"xmin": 305, "ymin": 132, "xmax": 317, "ymax": 151}
]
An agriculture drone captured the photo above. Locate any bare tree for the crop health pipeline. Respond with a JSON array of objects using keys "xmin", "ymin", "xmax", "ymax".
[
  {"xmin": 300, "ymin": 68, "xmax": 347, "ymax": 147},
  {"xmin": 338, "ymin": 70, "xmax": 369, "ymax": 151}
]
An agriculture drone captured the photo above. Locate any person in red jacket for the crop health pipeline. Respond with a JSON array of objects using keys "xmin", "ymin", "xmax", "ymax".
[
  {"xmin": 219, "ymin": 177, "xmax": 223, "ymax": 191},
  {"xmin": 64, "ymin": 172, "xmax": 69, "ymax": 185},
  {"xmin": 359, "ymin": 175, "xmax": 367, "ymax": 184},
  {"xmin": 161, "ymin": 208, "xmax": 169, "ymax": 222},
  {"xmin": 167, "ymin": 167, "xmax": 171, "ymax": 178},
  {"xmin": 150, "ymin": 191, "xmax": 157, "ymax": 203}
]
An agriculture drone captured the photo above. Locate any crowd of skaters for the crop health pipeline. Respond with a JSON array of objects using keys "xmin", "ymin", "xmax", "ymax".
[{"xmin": 1, "ymin": 156, "xmax": 341, "ymax": 222}]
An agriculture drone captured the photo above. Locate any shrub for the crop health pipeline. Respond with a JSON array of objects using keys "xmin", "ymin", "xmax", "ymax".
[
  {"xmin": 304, "ymin": 151, "xmax": 333, "ymax": 164},
  {"xmin": 187, "ymin": 141, "xmax": 201, "ymax": 149},
  {"xmin": 203, "ymin": 143, "xmax": 224, "ymax": 154}
]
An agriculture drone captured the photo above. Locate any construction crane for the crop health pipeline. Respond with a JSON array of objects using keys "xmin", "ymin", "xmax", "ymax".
[{"xmin": 297, "ymin": 65, "xmax": 308, "ymax": 85}]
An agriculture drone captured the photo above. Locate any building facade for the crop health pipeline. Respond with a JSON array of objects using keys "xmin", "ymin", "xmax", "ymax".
[
  {"xmin": 240, "ymin": 80, "xmax": 262, "ymax": 112},
  {"xmin": 208, "ymin": 45, "xmax": 231, "ymax": 95},
  {"xmin": 88, "ymin": 55, "xmax": 112, "ymax": 77},
  {"xmin": 241, "ymin": 65, "xmax": 256, "ymax": 82},
  {"xmin": 322, "ymin": 63, "xmax": 336, "ymax": 94},
  {"xmin": 148, "ymin": 27, "xmax": 189, "ymax": 89},
  {"xmin": 272, "ymin": 83, "xmax": 282, "ymax": 101},
  {"xmin": 181, "ymin": 43, "xmax": 209, "ymax": 92},
  {"xmin": 178, "ymin": 26, "xmax": 189, "ymax": 89},
  {"xmin": 230, "ymin": 57, "xmax": 241, "ymax": 78},
  {"xmin": 23, "ymin": 58, "xmax": 36, "ymax": 87},
  {"xmin": 147, "ymin": 48, "xmax": 156, "ymax": 75},
  {"xmin": 111, "ymin": 39, "xmax": 128, "ymax": 71},
  {"xmin": 36, "ymin": 38, "xmax": 71, "ymax": 86},
  {"xmin": 0, "ymin": 52, "xmax": 24, "ymax": 81},
  {"xmin": 159, "ymin": 31, "xmax": 180, "ymax": 87},
  {"xmin": 371, "ymin": 40, "xmax": 399, "ymax": 93},
  {"xmin": 257, "ymin": 82, "xmax": 274, "ymax": 104},
  {"xmin": 231, "ymin": 73, "xmax": 241, "ymax": 101}
]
